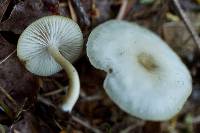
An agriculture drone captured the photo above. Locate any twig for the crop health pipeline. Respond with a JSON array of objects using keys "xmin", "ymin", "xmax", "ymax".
[
  {"xmin": 37, "ymin": 95, "xmax": 57, "ymax": 108},
  {"xmin": 43, "ymin": 80, "xmax": 67, "ymax": 97},
  {"xmin": 43, "ymin": 88, "xmax": 65, "ymax": 97},
  {"xmin": 173, "ymin": 0, "xmax": 200, "ymax": 50},
  {"xmin": 120, "ymin": 121, "xmax": 145, "ymax": 133},
  {"xmin": 68, "ymin": 0, "xmax": 77, "ymax": 22},
  {"xmin": 117, "ymin": 0, "xmax": 128, "ymax": 20},
  {"xmin": 81, "ymin": 94, "xmax": 102, "ymax": 101},
  {"xmin": 80, "ymin": 90, "xmax": 102, "ymax": 102},
  {"xmin": 54, "ymin": 119, "xmax": 63, "ymax": 130},
  {"xmin": 0, "ymin": 49, "xmax": 16, "ymax": 65},
  {"xmin": 0, "ymin": 0, "xmax": 11, "ymax": 22},
  {"xmin": 0, "ymin": 85, "xmax": 17, "ymax": 105},
  {"xmin": 71, "ymin": 115, "xmax": 102, "ymax": 133},
  {"xmin": 71, "ymin": 0, "xmax": 90, "ymax": 26},
  {"xmin": 39, "ymin": 91, "xmax": 102, "ymax": 133},
  {"xmin": 0, "ymin": 85, "xmax": 16, "ymax": 118},
  {"xmin": 14, "ymin": 98, "xmax": 28, "ymax": 120},
  {"xmin": 0, "ymin": 98, "xmax": 13, "ymax": 118}
]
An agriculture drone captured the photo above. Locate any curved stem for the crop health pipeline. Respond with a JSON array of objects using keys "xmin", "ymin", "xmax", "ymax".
[{"xmin": 48, "ymin": 46, "xmax": 80, "ymax": 112}]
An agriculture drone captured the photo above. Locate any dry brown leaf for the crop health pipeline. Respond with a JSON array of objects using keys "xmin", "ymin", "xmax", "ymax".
[
  {"xmin": 0, "ymin": 35, "xmax": 38, "ymax": 116},
  {"xmin": 0, "ymin": 35, "xmax": 15, "ymax": 60},
  {"xmin": 163, "ymin": 21, "xmax": 196, "ymax": 61},
  {"xmin": 0, "ymin": 0, "xmax": 59, "ymax": 34},
  {"xmin": 10, "ymin": 112, "xmax": 54, "ymax": 133}
]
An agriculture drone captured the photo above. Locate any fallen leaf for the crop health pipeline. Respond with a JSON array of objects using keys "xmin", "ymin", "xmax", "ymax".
[
  {"xmin": 0, "ymin": 35, "xmax": 15, "ymax": 60},
  {"xmin": 0, "ymin": 35, "xmax": 39, "ymax": 116},
  {"xmin": 163, "ymin": 21, "xmax": 196, "ymax": 61},
  {"xmin": 10, "ymin": 112, "xmax": 54, "ymax": 133},
  {"xmin": 0, "ymin": 0, "xmax": 59, "ymax": 34}
]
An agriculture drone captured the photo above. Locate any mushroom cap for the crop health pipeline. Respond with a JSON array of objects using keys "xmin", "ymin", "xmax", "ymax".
[
  {"xmin": 86, "ymin": 20, "xmax": 192, "ymax": 121},
  {"xmin": 17, "ymin": 15, "xmax": 83, "ymax": 76}
]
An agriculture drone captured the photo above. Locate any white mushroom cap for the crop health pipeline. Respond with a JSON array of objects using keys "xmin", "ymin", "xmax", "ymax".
[
  {"xmin": 86, "ymin": 20, "xmax": 192, "ymax": 121},
  {"xmin": 17, "ymin": 15, "xmax": 83, "ymax": 76}
]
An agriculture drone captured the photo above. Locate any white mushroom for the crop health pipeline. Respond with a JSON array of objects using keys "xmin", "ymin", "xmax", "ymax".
[
  {"xmin": 86, "ymin": 20, "xmax": 192, "ymax": 121},
  {"xmin": 17, "ymin": 15, "xmax": 83, "ymax": 112}
]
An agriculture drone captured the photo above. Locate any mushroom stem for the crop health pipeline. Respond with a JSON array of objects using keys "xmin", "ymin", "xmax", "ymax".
[{"xmin": 47, "ymin": 46, "xmax": 80, "ymax": 112}]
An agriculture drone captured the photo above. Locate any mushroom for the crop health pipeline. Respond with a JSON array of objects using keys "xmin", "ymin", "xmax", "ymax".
[
  {"xmin": 17, "ymin": 15, "xmax": 83, "ymax": 112},
  {"xmin": 86, "ymin": 20, "xmax": 192, "ymax": 121}
]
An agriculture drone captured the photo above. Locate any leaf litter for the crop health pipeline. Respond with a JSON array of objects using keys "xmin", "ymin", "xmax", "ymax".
[{"xmin": 1, "ymin": 0, "xmax": 200, "ymax": 133}]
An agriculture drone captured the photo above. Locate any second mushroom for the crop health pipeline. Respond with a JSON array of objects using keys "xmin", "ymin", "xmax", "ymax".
[{"xmin": 86, "ymin": 20, "xmax": 192, "ymax": 121}]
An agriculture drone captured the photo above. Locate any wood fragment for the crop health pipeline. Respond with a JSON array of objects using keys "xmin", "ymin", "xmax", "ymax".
[
  {"xmin": 37, "ymin": 95, "xmax": 57, "ymax": 108},
  {"xmin": 71, "ymin": 0, "xmax": 90, "ymax": 26},
  {"xmin": 0, "ymin": 0, "xmax": 11, "ymax": 21},
  {"xmin": 120, "ymin": 121, "xmax": 145, "ymax": 133},
  {"xmin": 0, "ymin": 85, "xmax": 17, "ymax": 106},
  {"xmin": 117, "ymin": 0, "xmax": 128, "ymax": 20},
  {"xmin": 0, "ymin": 98, "xmax": 13, "ymax": 118},
  {"xmin": 68, "ymin": 0, "xmax": 77, "ymax": 22},
  {"xmin": 43, "ymin": 80, "xmax": 67, "ymax": 97},
  {"xmin": 0, "ymin": 49, "xmax": 16, "ymax": 65},
  {"xmin": 43, "ymin": 88, "xmax": 64, "ymax": 97},
  {"xmin": 71, "ymin": 115, "xmax": 102, "ymax": 133},
  {"xmin": 80, "ymin": 90, "xmax": 102, "ymax": 102}
]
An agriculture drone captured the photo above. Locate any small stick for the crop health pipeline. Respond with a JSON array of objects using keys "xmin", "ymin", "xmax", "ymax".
[
  {"xmin": 173, "ymin": 0, "xmax": 200, "ymax": 50},
  {"xmin": 80, "ymin": 90, "xmax": 102, "ymax": 102},
  {"xmin": 14, "ymin": 98, "xmax": 28, "ymax": 120},
  {"xmin": 37, "ymin": 95, "xmax": 57, "ymax": 108},
  {"xmin": 43, "ymin": 88, "xmax": 64, "ymax": 97},
  {"xmin": 71, "ymin": 0, "xmax": 90, "ymax": 26},
  {"xmin": 120, "ymin": 121, "xmax": 145, "ymax": 133},
  {"xmin": 68, "ymin": 0, "xmax": 77, "ymax": 22},
  {"xmin": 0, "ymin": 99, "xmax": 13, "ymax": 118},
  {"xmin": 38, "ymin": 95, "xmax": 102, "ymax": 133},
  {"xmin": 71, "ymin": 115, "xmax": 102, "ymax": 133},
  {"xmin": 0, "ymin": 49, "xmax": 16, "ymax": 65},
  {"xmin": 117, "ymin": 0, "xmax": 128, "ymax": 20},
  {"xmin": 54, "ymin": 119, "xmax": 63, "ymax": 130},
  {"xmin": 43, "ymin": 80, "xmax": 67, "ymax": 97},
  {"xmin": 0, "ymin": 85, "xmax": 17, "ymax": 118},
  {"xmin": 0, "ymin": 0, "xmax": 11, "ymax": 21},
  {"xmin": 0, "ymin": 85, "xmax": 17, "ymax": 105}
]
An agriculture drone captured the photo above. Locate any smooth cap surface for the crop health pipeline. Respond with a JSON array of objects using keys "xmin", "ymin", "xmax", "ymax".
[
  {"xmin": 17, "ymin": 15, "xmax": 83, "ymax": 76},
  {"xmin": 86, "ymin": 20, "xmax": 192, "ymax": 121}
]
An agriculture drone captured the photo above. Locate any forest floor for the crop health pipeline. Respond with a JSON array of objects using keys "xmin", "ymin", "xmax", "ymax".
[{"xmin": 1, "ymin": 0, "xmax": 200, "ymax": 133}]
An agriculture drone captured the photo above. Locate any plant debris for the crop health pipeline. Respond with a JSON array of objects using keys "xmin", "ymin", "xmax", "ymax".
[{"xmin": 1, "ymin": 0, "xmax": 200, "ymax": 132}]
